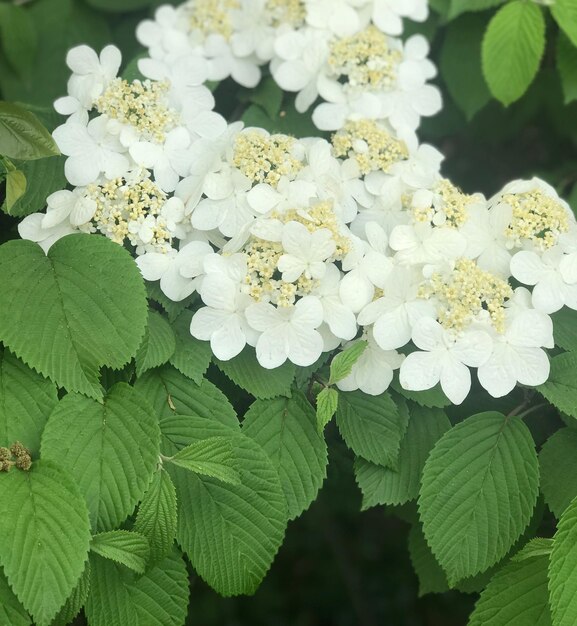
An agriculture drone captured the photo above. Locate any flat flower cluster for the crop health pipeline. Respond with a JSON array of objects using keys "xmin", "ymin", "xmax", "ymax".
[{"xmin": 18, "ymin": 0, "xmax": 577, "ymax": 405}]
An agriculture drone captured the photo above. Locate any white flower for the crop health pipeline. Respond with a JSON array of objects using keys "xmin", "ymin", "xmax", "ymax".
[
  {"xmin": 399, "ymin": 318, "xmax": 493, "ymax": 404},
  {"xmin": 305, "ymin": 0, "xmax": 368, "ymax": 37},
  {"xmin": 247, "ymin": 178, "xmax": 317, "ymax": 215},
  {"xmin": 65, "ymin": 45, "xmax": 121, "ymax": 108},
  {"xmin": 18, "ymin": 214, "xmax": 77, "ymax": 253},
  {"xmin": 315, "ymin": 263, "xmax": 358, "ymax": 340},
  {"xmin": 245, "ymin": 296, "xmax": 325, "ymax": 368},
  {"xmin": 203, "ymin": 35, "xmax": 261, "ymax": 87},
  {"xmin": 370, "ymin": 0, "xmax": 428, "ymax": 36},
  {"xmin": 389, "ymin": 221, "xmax": 467, "ymax": 267},
  {"xmin": 41, "ymin": 189, "xmax": 96, "ymax": 229},
  {"xmin": 277, "ymin": 221, "xmax": 336, "ymax": 282},
  {"xmin": 136, "ymin": 5, "xmax": 192, "ymax": 60}
]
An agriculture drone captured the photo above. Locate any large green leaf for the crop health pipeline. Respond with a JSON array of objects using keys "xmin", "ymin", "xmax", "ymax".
[
  {"xmin": 469, "ymin": 542, "xmax": 552, "ymax": 625},
  {"xmin": 135, "ymin": 365, "xmax": 239, "ymax": 430},
  {"xmin": 336, "ymin": 391, "xmax": 408, "ymax": 468},
  {"xmin": 539, "ymin": 428, "xmax": 577, "ymax": 519},
  {"xmin": 162, "ymin": 415, "xmax": 287, "ymax": 596},
  {"xmin": 135, "ymin": 310, "xmax": 176, "ymax": 377},
  {"xmin": 0, "ymin": 461, "xmax": 91, "ymax": 625},
  {"xmin": 169, "ymin": 436, "xmax": 241, "ymax": 485},
  {"xmin": 0, "ymin": 102, "xmax": 59, "ymax": 160},
  {"xmin": 0, "ymin": 570, "xmax": 30, "ymax": 626},
  {"xmin": 419, "ymin": 412, "xmax": 539, "ymax": 584},
  {"xmin": 549, "ymin": 496, "xmax": 577, "ymax": 626},
  {"xmin": 91, "ymin": 531, "xmax": 150, "ymax": 574},
  {"xmin": 50, "ymin": 561, "xmax": 91, "ymax": 626},
  {"xmin": 41, "ymin": 384, "xmax": 161, "ymax": 531},
  {"xmin": 0, "ymin": 236, "xmax": 148, "ymax": 399},
  {"xmin": 243, "ymin": 392, "xmax": 328, "ymax": 519},
  {"xmin": 355, "ymin": 404, "xmax": 451, "ymax": 509},
  {"xmin": 134, "ymin": 469, "xmax": 177, "ymax": 565},
  {"xmin": 0, "ymin": 350, "xmax": 57, "ymax": 455},
  {"xmin": 538, "ymin": 352, "xmax": 577, "ymax": 418},
  {"xmin": 551, "ymin": 0, "xmax": 577, "ymax": 48},
  {"xmin": 408, "ymin": 524, "xmax": 449, "ymax": 597},
  {"xmin": 482, "ymin": 1, "xmax": 546, "ymax": 106},
  {"xmin": 85, "ymin": 551, "xmax": 189, "ymax": 626},
  {"xmin": 169, "ymin": 310, "xmax": 212, "ymax": 384},
  {"xmin": 557, "ymin": 33, "xmax": 577, "ymax": 105},
  {"xmin": 215, "ymin": 346, "xmax": 295, "ymax": 399}
]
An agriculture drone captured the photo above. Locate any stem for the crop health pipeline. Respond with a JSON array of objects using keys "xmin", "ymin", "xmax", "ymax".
[{"xmin": 516, "ymin": 403, "xmax": 549, "ymax": 420}]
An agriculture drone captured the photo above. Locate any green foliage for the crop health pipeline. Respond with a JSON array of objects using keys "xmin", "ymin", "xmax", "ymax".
[
  {"xmin": 0, "ymin": 571, "xmax": 31, "ymax": 626},
  {"xmin": 316, "ymin": 387, "xmax": 339, "ymax": 432},
  {"xmin": 168, "ymin": 436, "xmax": 241, "ymax": 485},
  {"xmin": 169, "ymin": 310, "xmax": 212, "ymax": 384},
  {"xmin": 419, "ymin": 412, "xmax": 540, "ymax": 584},
  {"xmin": 557, "ymin": 34, "xmax": 577, "ymax": 105},
  {"xmin": 551, "ymin": 0, "xmax": 577, "ymax": 48},
  {"xmin": 243, "ymin": 392, "xmax": 328, "ymax": 519},
  {"xmin": 0, "ymin": 461, "xmax": 91, "ymax": 625},
  {"xmin": 0, "ymin": 236, "xmax": 148, "ymax": 399},
  {"xmin": 0, "ymin": 102, "xmax": 59, "ymax": 160},
  {"xmin": 136, "ymin": 310, "xmax": 177, "ymax": 377},
  {"xmin": 539, "ymin": 427, "xmax": 577, "ymax": 519},
  {"xmin": 0, "ymin": 4, "xmax": 37, "ymax": 78},
  {"xmin": 5, "ymin": 168, "xmax": 27, "ymax": 212},
  {"xmin": 328, "ymin": 341, "xmax": 368, "ymax": 385},
  {"xmin": 448, "ymin": 0, "xmax": 504, "ymax": 20},
  {"xmin": 408, "ymin": 523, "xmax": 449, "ymax": 597},
  {"xmin": 91, "ymin": 531, "xmax": 150, "ymax": 574},
  {"xmin": 538, "ymin": 352, "xmax": 577, "ymax": 418},
  {"xmin": 50, "ymin": 562, "xmax": 91, "ymax": 626}
]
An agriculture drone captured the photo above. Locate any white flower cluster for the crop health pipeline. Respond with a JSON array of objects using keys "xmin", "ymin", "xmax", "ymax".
[{"xmin": 17, "ymin": 0, "xmax": 577, "ymax": 406}]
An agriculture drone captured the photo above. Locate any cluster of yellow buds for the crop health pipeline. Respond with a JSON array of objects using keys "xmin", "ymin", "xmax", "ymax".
[{"xmin": 0, "ymin": 442, "xmax": 32, "ymax": 472}]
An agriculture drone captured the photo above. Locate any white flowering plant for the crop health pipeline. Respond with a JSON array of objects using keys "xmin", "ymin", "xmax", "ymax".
[{"xmin": 1, "ymin": 0, "xmax": 577, "ymax": 624}]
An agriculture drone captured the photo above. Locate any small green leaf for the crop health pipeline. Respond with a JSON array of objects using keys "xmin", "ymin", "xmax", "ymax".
[
  {"xmin": 557, "ymin": 33, "xmax": 577, "ymax": 105},
  {"xmin": 0, "ymin": 570, "xmax": 31, "ymax": 626},
  {"xmin": 135, "ymin": 310, "xmax": 176, "ymax": 377},
  {"xmin": 169, "ymin": 310, "xmax": 212, "ymax": 384},
  {"xmin": 449, "ymin": 0, "xmax": 504, "ymax": 20},
  {"xmin": 242, "ymin": 77, "xmax": 284, "ymax": 119},
  {"xmin": 134, "ymin": 469, "xmax": 177, "ymax": 565},
  {"xmin": 329, "ymin": 341, "xmax": 368, "ymax": 385},
  {"xmin": 169, "ymin": 436, "xmax": 241, "ymax": 485},
  {"xmin": 538, "ymin": 352, "xmax": 577, "ymax": 418},
  {"xmin": 316, "ymin": 387, "xmax": 339, "ymax": 433},
  {"xmin": 91, "ymin": 531, "xmax": 150, "ymax": 574},
  {"xmin": 0, "ymin": 102, "xmax": 59, "ymax": 160},
  {"xmin": 0, "ymin": 5, "xmax": 37, "ymax": 77},
  {"xmin": 482, "ymin": 1, "xmax": 546, "ymax": 106},
  {"xmin": 551, "ymin": 0, "xmax": 577, "ymax": 48},
  {"xmin": 540, "ymin": 427, "xmax": 577, "ymax": 519},
  {"xmin": 511, "ymin": 538, "xmax": 552, "ymax": 562},
  {"xmin": 5, "ymin": 169, "xmax": 26, "ymax": 210}
]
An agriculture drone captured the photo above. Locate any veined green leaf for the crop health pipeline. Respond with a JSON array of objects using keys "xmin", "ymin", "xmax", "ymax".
[
  {"xmin": 557, "ymin": 33, "xmax": 577, "ymax": 105},
  {"xmin": 135, "ymin": 310, "xmax": 176, "ymax": 377},
  {"xmin": 316, "ymin": 387, "xmax": 339, "ymax": 432},
  {"xmin": 539, "ymin": 427, "xmax": 577, "ymax": 519},
  {"xmin": 551, "ymin": 0, "xmax": 577, "ymax": 48},
  {"xmin": 0, "ymin": 102, "xmax": 59, "ymax": 160},
  {"xmin": 169, "ymin": 436, "xmax": 241, "ymax": 485},
  {"xmin": 91, "ymin": 531, "xmax": 150, "ymax": 574},
  {"xmin": 551, "ymin": 308, "xmax": 577, "ymax": 352},
  {"xmin": 0, "ymin": 570, "xmax": 30, "ymax": 626},
  {"xmin": 50, "ymin": 561, "xmax": 91, "ymax": 626},
  {"xmin": 408, "ymin": 524, "xmax": 449, "ymax": 597},
  {"xmin": 538, "ymin": 352, "xmax": 577, "ymax": 418},
  {"xmin": 169, "ymin": 310, "xmax": 212, "ymax": 384},
  {"xmin": 5, "ymin": 169, "xmax": 26, "ymax": 210},
  {"xmin": 329, "ymin": 341, "xmax": 368, "ymax": 385},
  {"xmin": 511, "ymin": 538, "xmax": 552, "ymax": 562}
]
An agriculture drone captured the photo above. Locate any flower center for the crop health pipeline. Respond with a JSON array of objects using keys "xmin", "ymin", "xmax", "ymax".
[
  {"xmin": 412, "ymin": 179, "xmax": 473, "ymax": 229},
  {"xmin": 265, "ymin": 0, "xmax": 306, "ymax": 27},
  {"xmin": 188, "ymin": 0, "xmax": 240, "ymax": 39}
]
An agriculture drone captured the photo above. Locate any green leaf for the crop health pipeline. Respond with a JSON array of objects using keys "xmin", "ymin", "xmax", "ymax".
[
  {"xmin": 551, "ymin": 308, "xmax": 577, "ymax": 351},
  {"xmin": 336, "ymin": 391, "xmax": 408, "ymax": 468},
  {"xmin": 551, "ymin": 0, "xmax": 577, "ymax": 48},
  {"xmin": 482, "ymin": 1, "xmax": 546, "ymax": 106},
  {"xmin": 5, "ymin": 169, "xmax": 26, "ymax": 211},
  {"xmin": 169, "ymin": 436, "xmax": 241, "ymax": 485},
  {"xmin": 241, "ymin": 77, "xmax": 284, "ymax": 119},
  {"xmin": 50, "ymin": 561, "xmax": 91, "ymax": 626},
  {"xmin": 0, "ymin": 570, "xmax": 31, "ymax": 626},
  {"xmin": 540, "ymin": 428, "xmax": 577, "ymax": 518},
  {"xmin": 328, "ymin": 341, "xmax": 368, "ymax": 385},
  {"xmin": 449, "ymin": 0, "xmax": 504, "ymax": 19},
  {"xmin": 215, "ymin": 346, "xmax": 295, "ymax": 399},
  {"xmin": 316, "ymin": 387, "xmax": 339, "ymax": 433},
  {"xmin": 0, "ymin": 4, "xmax": 37, "ymax": 77},
  {"xmin": 0, "ymin": 350, "xmax": 57, "ymax": 455},
  {"xmin": 0, "ymin": 102, "xmax": 59, "ymax": 160},
  {"xmin": 162, "ymin": 415, "xmax": 287, "ymax": 595},
  {"xmin": 41, "ymin": 384, "xmax": 161, "ymax": 531},
  {"xmin": 538, "ymin": 352, "xmax": 577, "ymax": 418},
  {"xmin": 391, "ymin": 379, "xmax": 450, "ymax": 408},
  {"xmin": 91, "ymin": 531, "xmax": 150, "ymax": 574},
  {"xmin": 135, "ymin": 365, "xmax": 239, "ymax": 430},
  {"xmin": 0, "ymin": 236, "xmax": 148, "ymax": 399},
  {"xmin": 135, "ymin": 310, "xmax": 176, "ymax": 377},
  {"xmin": 511, "ymin": 538, "xmax": 552, "ymax": 562},
  {"xmin": 419, "ymin": 412, "xmax": 540, "ymax": 584},
  {"xmin": 440, "ymin": 14, "xmax": 491, "ymax": 119},
  {"xmin": 355, "ymin": 404, "xmax": 451, "ymax": 510},
  {"xmin": 557, "ymin": 33, "xmax": 577, "ymax": 105},
  {"xmin": 134, "ymin": 469, "xmax": 177, "ymax": 565},
  {"xmin": 0, "ymin": 461, "xmax": 91, "ymax": 626},
  {"xmin": 408, "ymin": 524, "xmax": 449, "ymax": 597},
  {"xmin": 85, "ymin": 551, "xmax": 189, "ymax": 626},
  {"xmin": 549, "ymin": 496, "xmax": 577, "ymax": 626},
  {"xmin": 146, "ymin": 282, "xmax": 196, "ymax": 322},
  {"xmin": 469, "ymin": 543, "xmax": 552, "ymax": 625},
  {"xmin": 85, "ymin": 0, "xmax": 154, "ymax": 12},
  {"xmin": 169, "ymin": 310, "xmax": 212, "ymax": 384},
  {"xmin": 243, "ymin": 392, "xmax": 328, "ymax": 519}
]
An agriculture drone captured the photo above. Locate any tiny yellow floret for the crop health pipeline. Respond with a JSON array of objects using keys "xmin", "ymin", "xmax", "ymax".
[
  {"xmin": 266, "ymin": 0, "xmax": 305, "ymax": 27},
  {"xmin": 188, "ymin": 0, "xmax": 240, "ymax": 39}
]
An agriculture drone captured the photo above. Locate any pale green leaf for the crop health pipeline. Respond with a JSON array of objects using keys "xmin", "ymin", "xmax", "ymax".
[
  {"xmin": 85, "ymin": 551, "xmax": 189, "ymax": 626},
  {"xmin": 449, "ymin": 0, "xmax": 504, "ymax": 19},
  {"xmin": 0, "ymin": 236, "xmax": 148, "ymax": 399},
  {"xmin": 135, "ymin": 365, "xmax": 239, "ymax": 430},
  {"xmin": 540, "ymin": 428, "xmax": 577, "ymax": 519},
  {"xmin": 329, "ymin": 341, "xmax": 368, "ymax": 385},
  {"xmin": 538, "ymin": 352, "xmax": 577, "ymax": 418},
  {"xmin": 469, "ymin": 544, "xmax": 551, "ymax": 625},
  {"xmin": 316, "ymin": 387, "xmax": 339, "ymax": 433},
  {"xmin": 169, "ymin": 436, "xmax": 240, "ymax": 485},
  {"xmin": 557, "ymin": 33, "xmax": 577, "ymax": 105},
  {"xmin": 408, "ymin": 524, "xmax": 449, "ymax": 597},
  {"xmin": 135, "ymin": 310, "xmax": 176, "ymax": 377},
  {"xmin": 336, "ymin": 390, "xmax": 408, "ymax": 468},
  {"xmin": 511, "ymin": 538, "xmax": 552, "ymax": 562},
  {"xmin": 215, "ymin": 346, "xmax": 295, "ymax": 399},
  {"xmin": 50, "ymin": 561, "xmax": 91, "ymax": 626},
  {"xmin": 162, "ymin": 415, "xmax": 287, "ymax": 595},
  {"xmin": 0, "ymin": 102, "xmax": 59, "ymax": 160},
  {"xmin": 91, "ymin": 531, "xmax": 150, "ymax": 574},
  {"xmin": 0, "ymin": 5, "xmax": 37, "ymax": 77},
  {"xmin": 355, "ymin": 404, "xmax": 451, "ymax": 509},
  {"xmin": 6, "ymin": 169, "xmax": 26, "ymax": 210},
  {"xmin": 134, "ymin": 469, "xmax": 177, "ymax": 565},
  {"xmin": 0, "ymin": 570, "xmax": 30, "ymax": 626},
  {"xmin": 552, "ymin": 0, "xmax": 577, "ymax": 48},
  {"xmin": 41, "ymin": 383, "xmax": 161, "ymax": 531},
  {"xmin": 419, "ymin": 412, "xmax": 540, "ymax": 584},
  {"xmin": 169, "ymin": 310, "xmax": 212, "ymax": 384},
  {"xmin": 0, "ymin": 461, "xmax": 91, "ymax": 626},
  {"xmin": 0, "ymin": 350, "xmax": 57, "ymax": 455},
  {"xmin": 243, "ymin": 392, "xmax": 328, "ymax": 519},
  {"xmin": 482, "ymin": 2, "xmax": 546, "ymax": 105}
]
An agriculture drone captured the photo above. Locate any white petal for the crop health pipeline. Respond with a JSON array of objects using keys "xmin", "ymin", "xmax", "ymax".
[
  {"xmin": 373, "ymin": 306, "xmax": 412, "ymax": 350},
  {"xmin": 439, "ymin": 356, "xmax": 471, "ymax": 405},
  {"xmin": 411, "ymin": 317, "xmax": 444, "ymax": 351},
  {"xmin": 210, "ymin": 316, "xmax": 247, "ymax": 360},
  {"xmin": 287, "ymin": 326, "xmax": 324, "ymax": 367},
  {"xmin": 292, "ymin": 296, "xmax": 324, "ymax": 328},
  {"xmin": 452, "ymin": 331, "xmax": 493, "ymax": 367},
  {"xmin": 510, "ymin": 251, "xmax": 546, "ymax": 286},
  {"xmin": 507, "ymin": 309, "xmax": 554, "ymax": 348},
  {"xmin": 245, "ymin": 302, "xmax": 281, "ymax": 332},
  {"xmin": 477, "ymin": 345, "xmax": 518, "ymax": 398},
  {"xmin": 399, "ymin": 351, "xmax": 441, "ymax": 391},
  {"xmin": 190, "ymin": 307, "xmax": 231, "ymax": 340},
  {"xmin": 278, "ymin": 254, "xmax": 307, "ymax": 283},
  {"xmin": 256, "ymin": 328, "xmax": 289, "ymax": 369},
  {"xmin": 135, "ymin": 252, "xmax": 173, "ymax": 281},
  {"xmin": 532, "ymin": 276, "xmax": 566, "ymax": 314},
  {"xmin": 513, "ymin": 346, "xmax": 550, "ymax": 387}
]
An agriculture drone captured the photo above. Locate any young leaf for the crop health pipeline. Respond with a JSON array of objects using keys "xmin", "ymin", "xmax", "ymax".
[
  {"xmin": 328, "ymin": 341, "xmax": 368, "ymax": 385},
  {"xmin": 538, "ymin": 352, "xmax": 577, "ymax": 418},
  {"xmin": 539, "ymin": 428, "xmax": 577, "ymax": 519},
  {"xmin": 469, "ymin": 543, "xmax": 552, "ymax": 625},
  {"xmin": 50, "ymin": 561, "xmax": 91, "ymax": 626},
  {"xmin": 162, "ymin": 415, "xmax": 287, "ymax": 596},
  {"xmin": 549, "ymin": 496, "xmax": 577, "ymax": 626},
  {"xmin": 135, "ymin": 310, "xmax": 176, "ymax": 377},
  {"xmin": 169, "ymin": 310, "xmax": 212, "ymax": 384},
  {"xmin": 0, "ymin": 461, "xmax": 91, "ymax": 626},
  {"xmin": 408, "ymin": 524, "xmax": 449, "ymax": 597},
  {"xmin": 5, "ymin": 169, "xmax": 26, "ymax": 210},
  {"xmin": 41, "ymin": 383, "xmax": 161, "ymax": 531},
  {"xmin": 0, "ymin": 4, "xmax": 37, "ymax": 77},
  {"xmin": 0, "ymin": 102, "xmax": 59, "ymax": 160},
  {"xmin": 355, "ymin": 404, "xmax": 451, "ymax": 509},
  {"xmin": 551, "ymin": 0, "xmax": 577, "ymax": 48},
  {"xmin": 243, "ymin": 392, "xmax": 328, "ymax": 519},
  {"xmin": 85, "ymin": 551, "xmax": 189, "ymax": 626},
  {"xmin": 0, "ymin": 571, "xmax": 31, "ymax": 626},
  {"xmin": 316, "ymin": 387, "xmax": 339, "ymax": 432},
  {"xmin": 168, "ymin": 436, "xmax": 241, "ymax": 485},
  {"xmin": 134, "ymin": 469, "xmax": 178, "ymax": 565},
  {"xmin": 482, "ymin": 1, "xmax": 546, "ymax": 106},
  {"xmin": 557, "ymin": 33, "xmax": 577, "ymax": 105},
  {"xmin": 0, "ymin": 236, "xmax": 148, "ymax": 399},
  {"xmin": 336, "ymin": 390, "xmax": 408, "ymax": 468},
  {"xmin": 511, "ymin": 538, "xmax": 552, "ymax": 562},
  {"xmin": 91, "ymin": 531, "xmax": 150, "ymax": 574},
  {"xmin": 419, "ymin": 412, "xmax": 540, "ymax": 584}
]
